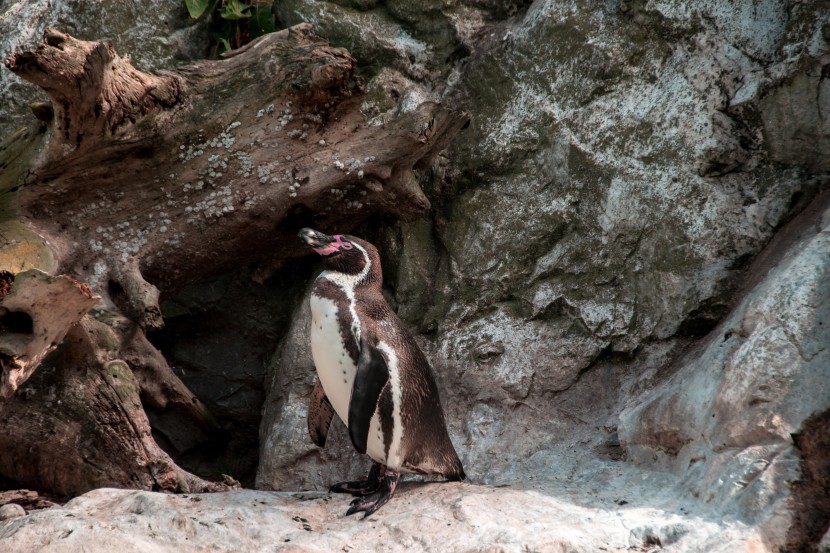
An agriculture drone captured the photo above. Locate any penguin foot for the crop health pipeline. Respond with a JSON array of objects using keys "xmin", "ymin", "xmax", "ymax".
[
  {"xmin": 329, "ymin": 479, "xmax": 381, "ymax": 496},
  {"xmin": 329, "ymin": 462, "xmax": 383, "ymax": 496},
  {"xmin": 345, "ymin": 469, "xmax": 399, "ymax": 519}
]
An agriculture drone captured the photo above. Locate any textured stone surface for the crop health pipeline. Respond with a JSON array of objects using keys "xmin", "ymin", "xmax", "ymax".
[
  {"xmin": 619, "ymin": 197, "xmax": 830, "ymax": 544},
  {"xmin": 275, "ymin": 0, "xmax": 493, "ymax": 83},
  {"xmin": 258, "ymin": 2, "xmax": 830, "ymax": 551},
  {"xmin": 440, "ymin": 0, "xmax": 820, "ymax": 352},
  {"xmin": 151, "ymin": 266, "xmax": 309, "ymax": 484},
  {"xmin": 820, "ymin": 528, "xmax": 830, "ymax": 553},
  {"xmin": 2, "ymin": 0, "xmax": 829, "ymax": 551},
  {"xmin": 0, "ymin": 484, "xmax": 764, "ymax": 552},
  {"xmin": 0, "ymin": 503, "xmax": 25, "ymax": 521}
]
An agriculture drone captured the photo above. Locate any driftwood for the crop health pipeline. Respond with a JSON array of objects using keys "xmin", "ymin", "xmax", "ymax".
[
  {"xmin": 0, "ymin": 25, "xmax": 467, "ymax": 497},
  {"xmin": 0, "ymin": 270, "xmax": 98, "ymax": 399}
]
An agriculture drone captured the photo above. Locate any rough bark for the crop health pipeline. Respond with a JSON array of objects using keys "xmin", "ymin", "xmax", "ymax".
[
  {"xmin": 0, "ymin": 316, "xmax": 228, "ymax": 497},
  {"xmin": 0, "ymin": 25, "xmax": 467, "ymax": 497},
  {"xmin": 0, "ymin": 270, "xmax": 97, "ymax": 399},
  {"xmin": 5, "ymin": 25, "xmax": 467, "ymax": 297}
]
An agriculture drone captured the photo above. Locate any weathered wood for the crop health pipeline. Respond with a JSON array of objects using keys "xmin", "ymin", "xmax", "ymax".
[
  {"xmin": 0, "ymin": 270, "xmax": 98, "ymax": 398},
  {"xmin": 4, "ymin": 24, "xmax": 468, "ymax": 300},
  {"xmin": 0, "ymin": 489, "xmax": 57, "ymax": 511},
  {"xmin": 0, "ymin": 318, "xmax": 231, "ymax": 497}
]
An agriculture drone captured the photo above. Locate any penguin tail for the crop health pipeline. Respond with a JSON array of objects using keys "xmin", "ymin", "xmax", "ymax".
[
  {"xmin": 407, "ymin": 441, "xmax": 465, "ymax": 480},
  {"xmin": 444, "ymin": 454, "xmax": 466, "ymax": 481},
  {"xmin": 447, "ymin": 468, "xmax": 466, "ymax": 481}
]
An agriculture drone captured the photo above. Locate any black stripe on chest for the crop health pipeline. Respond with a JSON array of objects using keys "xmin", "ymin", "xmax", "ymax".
[
  {"xmin": 378, "ymin": 384, "xmax": 395, "ymax": 455},
  {"xmin": 311, "ymin": 276, "xmax": 360, "ymax": 364}
]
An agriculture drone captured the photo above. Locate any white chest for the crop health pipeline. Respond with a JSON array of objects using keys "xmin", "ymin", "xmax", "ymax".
[
  {"xmin": 309, "ymin": 294, "xmax": 356, "ymax": 425},
  {"xmin": 311, "ymin": 277, "xmax": 403, "ymax": 470}
]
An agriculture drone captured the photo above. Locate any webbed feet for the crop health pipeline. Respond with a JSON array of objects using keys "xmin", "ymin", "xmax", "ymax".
[{"xmin": 329, "ymin": 462, "xmax": 400, "ymax": 518}]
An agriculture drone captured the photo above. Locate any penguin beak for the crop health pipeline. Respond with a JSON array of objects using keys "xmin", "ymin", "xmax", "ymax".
[{"xmin": 299, "ymin": 228, "xmax": 335, "ymax": 250}]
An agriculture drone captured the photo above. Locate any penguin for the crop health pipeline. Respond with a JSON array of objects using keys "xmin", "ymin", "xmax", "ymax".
[{"xmin": 298, "ymin": 228, "xmax": 465, "ymax": 518}]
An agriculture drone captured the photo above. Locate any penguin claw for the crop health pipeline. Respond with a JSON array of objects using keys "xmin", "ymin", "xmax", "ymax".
[
  {"xmin": 342, "ymin": 469, "xmax": 399, "ymax": 519},
  {"xmin": 345, "ymin": 490, "xmax": 392, "ymax": 519},
  {"xmin": 329, "ymin": 464, "xmax": 400, "ymax": 517},
  {"xmin": 329, "ymin": 462, "xmax": 384, "ymax": 496}
]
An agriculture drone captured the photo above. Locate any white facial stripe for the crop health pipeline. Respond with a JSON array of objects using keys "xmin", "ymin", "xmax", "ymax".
[
  {"xmin": 321, "ymin": 242, "xmax": 371, "ymax": 345},
  {"xmin": 377, "ymin": 341, "xmax": 403, "ymax": 468}
]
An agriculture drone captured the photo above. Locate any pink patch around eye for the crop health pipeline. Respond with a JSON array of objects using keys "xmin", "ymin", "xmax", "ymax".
[{"xmin": 315, "ymin": 234, "xmax": 353, "ymax": 255}]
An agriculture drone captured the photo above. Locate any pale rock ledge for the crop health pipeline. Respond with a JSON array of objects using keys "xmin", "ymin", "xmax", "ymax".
[{"xmin": 1, "ymin": 469, "xmax": 762, "ymax": 553}]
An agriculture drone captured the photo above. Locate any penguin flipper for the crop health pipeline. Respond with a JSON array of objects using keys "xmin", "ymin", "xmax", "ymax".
[
  {"xmin": 348, "ymin": 338, "xmax": 390, "ymax": 455},
  {"xmin": 308, "ymin": 379, "xmax": 335, "ymax": 447}
]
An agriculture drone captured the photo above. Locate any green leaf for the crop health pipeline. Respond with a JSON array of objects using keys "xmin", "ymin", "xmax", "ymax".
[
  {"xmin": 184, "ymin": 0, "xmax": 212, "ymax": 19},
  {"xmin": 211, "ymin": 18, "xmax": 237, "ymax": 53},
  {"xmin": 220, "ymin": 0, "xmax": 252, "ymax": 20},
  {"xmin": 217, "ymin": 36, "xmax": 232, "ymax": 53},
  {"xmin": 248, "ymin": 2, "xmax": 276, "ymax": 38}
]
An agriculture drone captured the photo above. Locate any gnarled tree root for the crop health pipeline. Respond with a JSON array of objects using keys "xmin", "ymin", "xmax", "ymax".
[{"xmin": 0, "ymin": 318, "xmax": 233, "ymax": 497}]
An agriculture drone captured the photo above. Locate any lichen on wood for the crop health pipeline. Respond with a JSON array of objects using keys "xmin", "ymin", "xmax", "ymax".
[{"xmin": 4, "ymin": 24, "xmax": 468, "ymax": 297}]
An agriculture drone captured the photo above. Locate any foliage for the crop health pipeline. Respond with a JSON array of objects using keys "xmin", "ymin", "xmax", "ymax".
[{"xmin": 186, "ymin": 0, "xmax": 278, "ymax": 54}]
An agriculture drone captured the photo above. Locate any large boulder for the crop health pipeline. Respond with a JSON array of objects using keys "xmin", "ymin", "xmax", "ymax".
[
  {"xmin": 257, "ymin": 1, "xmax": 830, "ymax": 551},
  {"xmin": 0, "ymin": 484, "xmax": 765, "ymax": 552},
  {"xmin": 619, "ymin": 198, "xmax": 830, "ymax": 546}
]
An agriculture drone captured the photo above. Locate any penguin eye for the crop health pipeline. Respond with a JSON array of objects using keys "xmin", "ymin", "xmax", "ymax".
[{"xmin": 341, "ymin": 243, "xmax": 354, "ymax": 250}]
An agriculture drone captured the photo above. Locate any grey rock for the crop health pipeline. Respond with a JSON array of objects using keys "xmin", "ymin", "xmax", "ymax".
[
  {"xmin": 624, "ymin": 0, "xmax": 789, "ymax": 62},
  {"xmin": 0, "ymin": 485, "xmax": 765, "ymax": 552},
  {"xmin": 153, "ymin": 267, "xmax": 305, "ymax": 483},
  {"xmin": 820, "ymin": 527, "xmax": 830, "ymax": 553},
  {"xmin": 759, "ymin": 56, "xmax": 830, "ymax": 172},
  {"xmin": 275, "ymin": 0, "xmax": 487, "ymax": 83},
  {"xmin": 443, "ymin": 0, "xmax": 814, "ymax": 351},
  {"xmin": 258, "ymin": 2, "xmax": 830, "ymax": 552},
  {"xmin": 277, "ymin": 0, "xmax": 436, "ymax": 81},
  {"xmin": 158, "ymin": 269, "xmax": 298, "ymax": 426},
  {"xmin": 629, "ymin": 523, "xmax": 688, "ymax": 549},
  {"xmin": 619, "ymin": 201, "xmax": 830, "ymax": 537},
  {"xmin": 0, "ymin": 503, "xmax": 25, "ymax": 521}
]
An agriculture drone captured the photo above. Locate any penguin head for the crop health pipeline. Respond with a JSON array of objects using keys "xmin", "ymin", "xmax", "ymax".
[{"xmin": 298, "ymin": 228, "xmax": 381, "ymax": 282}]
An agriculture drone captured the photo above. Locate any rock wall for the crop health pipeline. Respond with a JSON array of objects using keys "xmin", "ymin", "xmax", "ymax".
[
  {"xmin": 258, "ymin": 1, "xmax": 830, "ymax": 550},
  {"xmin": 1, "ymin": 0, "xmax": 829, "ymax": 551},
  {"xmin": 620, "ymin": 192, "xmax": 829, "ymax": 546}
]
